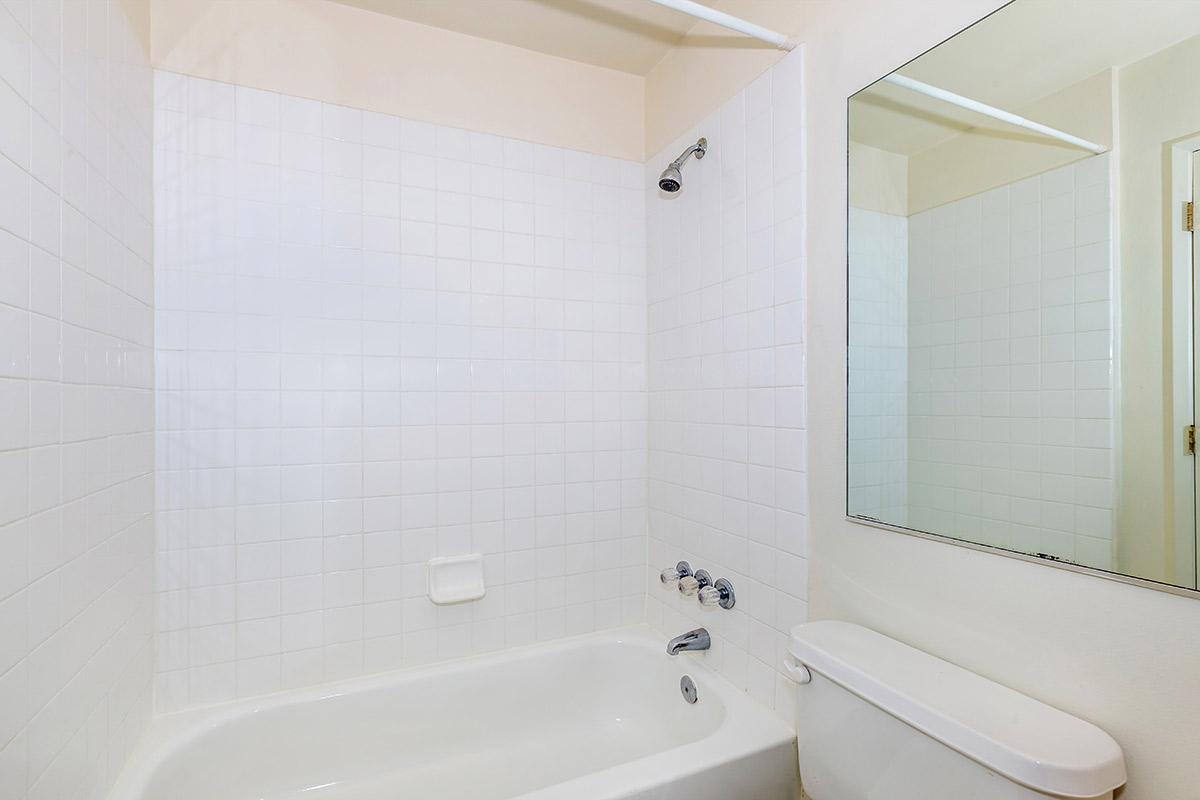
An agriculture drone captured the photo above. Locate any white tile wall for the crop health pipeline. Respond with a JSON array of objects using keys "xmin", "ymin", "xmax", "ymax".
[
  {"xmin": 0, "ymin": 1, "xmax": 155, "ymax": 798},
  {"xmin": 152, "ymin": 72, "xmax": 648, "ymax": 711},
  {"xmin": 848, "ymin": 207, "xmax": 907, "ymax": 523},
  {"xmin": 645, "ymin": 48, "xmax": 808, "ymax": 721},
  {"xmin": 907, "ymin": 155, "xmax": 1114, "ymax": 569}
]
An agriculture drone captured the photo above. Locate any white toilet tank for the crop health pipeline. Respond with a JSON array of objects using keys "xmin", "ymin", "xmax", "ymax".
[{"xmin": 788, "ymin": 622, "xmax": 1126, "ymax": 800}]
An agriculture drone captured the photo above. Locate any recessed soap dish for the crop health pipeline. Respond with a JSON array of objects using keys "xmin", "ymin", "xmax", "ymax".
[{"xmin": 427, "ymin": 554, "xmax": 486, "ymax": 605}]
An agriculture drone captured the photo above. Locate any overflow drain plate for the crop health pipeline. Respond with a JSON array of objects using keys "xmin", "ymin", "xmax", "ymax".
[{"xmin": 680, "ymin": 675, "xmax": 698, "ymax": 704}]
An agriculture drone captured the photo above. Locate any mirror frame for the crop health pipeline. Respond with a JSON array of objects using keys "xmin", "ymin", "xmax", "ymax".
[{"xmin": 842, "ymin": 0, "xmax": 1200, "ymax": 599}]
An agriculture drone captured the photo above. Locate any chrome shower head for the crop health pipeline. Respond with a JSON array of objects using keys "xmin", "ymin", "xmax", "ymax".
[
  {"xmin": 658, "ymin": 165, "xmax": 682, "ymax": 193},
  {"xmin": 658, "ymin": 137, "xmax": 706, "ymax": 193}
]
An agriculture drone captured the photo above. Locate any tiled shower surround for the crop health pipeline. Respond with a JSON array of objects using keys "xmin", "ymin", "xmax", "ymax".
[
  {"xmin": 152, "ymin": 73, "xmax": 649, "ymax": 710},
  {"xmin": 645, "ymin": 49, "xmax": 809, "ymax": 720},
  {"xmin": 0, "ymin": 1, "xmax": 155, "ymax": 798}
]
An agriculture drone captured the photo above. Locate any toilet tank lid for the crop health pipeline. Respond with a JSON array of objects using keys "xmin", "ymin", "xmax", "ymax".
[{"xmin": 788, "ymin": 621, "xmax": 1126, "ymax": 799}]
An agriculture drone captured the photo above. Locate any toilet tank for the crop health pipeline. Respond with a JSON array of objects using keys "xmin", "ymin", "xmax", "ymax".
[{"xmin": 788, "ymin": 622, "xmax": 1126, "ymax": 800}]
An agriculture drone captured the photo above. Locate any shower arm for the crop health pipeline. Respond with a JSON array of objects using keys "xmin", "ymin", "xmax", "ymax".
[{"xmin": 669, "ymin": 139, "xmax": 707, "ymax": 169}]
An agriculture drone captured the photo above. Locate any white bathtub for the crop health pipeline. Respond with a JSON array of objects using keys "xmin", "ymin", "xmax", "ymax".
[{"xmin": 110, "ymin": 626, "xmax": 798, "ymax": 800}]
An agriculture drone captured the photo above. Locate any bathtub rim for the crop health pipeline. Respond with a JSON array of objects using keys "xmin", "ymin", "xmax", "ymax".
[{"xmin": 110, "ymin": 624, "xmax": 796, "ymax": 800}]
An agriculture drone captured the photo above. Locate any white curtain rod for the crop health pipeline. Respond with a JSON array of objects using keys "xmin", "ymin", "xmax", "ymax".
[
  {"xmin": 645, "ymin": 0, "xmax": 796, "ymax": 51},
  {"xmin": 882, "ymin": 73, "xmax": 1108, "ymax": 155}
]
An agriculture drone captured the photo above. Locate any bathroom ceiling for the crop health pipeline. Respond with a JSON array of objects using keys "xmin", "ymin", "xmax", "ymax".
[
  {"xmin": 325, "ymin": 0, "xmax": 727, "ymax": 75},
  {"xmin": 852, "ymin": 0, "xmax": 1200, "ymax": 156}
]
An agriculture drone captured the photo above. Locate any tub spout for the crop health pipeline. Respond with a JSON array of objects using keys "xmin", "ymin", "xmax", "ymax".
[{"xmin": 667, "ymin": 628, "xmax": 711, "ymax": 655}]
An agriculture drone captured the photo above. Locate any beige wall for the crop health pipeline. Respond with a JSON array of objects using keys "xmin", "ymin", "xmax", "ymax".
[
  {"xmin": 793, "ymin": 3, "xmax": 1200, "ymax": 799},
  {"xmin": 643, "ymin": 0, "xmax": 805, "ymax": 157},
  {"xmin": 118, "ymin": 0, "xmax": 152, "ymax": 54},
  {"xmin": 150, "ymin": 0, "xmax": 645, "ymax": 160},
  {"xmin": 849, "ymin": 141, "xmax": 907, "ymax": 215},
  {"xmin": 1116, "ymin": 35, "xmax": 1200, "ymax": 584},
  {"xmin": 906, "ymin": 69, "xmax": 1114, "ymax": 214}
]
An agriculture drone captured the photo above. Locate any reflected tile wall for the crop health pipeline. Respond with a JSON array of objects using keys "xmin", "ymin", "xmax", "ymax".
[
  {"xmin": 0, "ymin": 1, "xmax": 155, "ymax": 798},
  {"xmin": 152, "ymin": 72, "xmax": 647, "ymax": 711},
  {"xmin": 906, "ymin": 154, "xmax": 1114, "ymax": 568},
  {"xmin": 848, "ymin": 207, "xmax": 908, "ymax": 523}
]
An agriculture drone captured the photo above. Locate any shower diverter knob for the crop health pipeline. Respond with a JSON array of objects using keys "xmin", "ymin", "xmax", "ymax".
[{"xmin": 679, "ymin": 569, "xmax": 712, "ymax": 597}]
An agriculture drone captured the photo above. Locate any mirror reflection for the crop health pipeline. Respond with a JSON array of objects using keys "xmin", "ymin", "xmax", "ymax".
[{"xmin": 847, "ymin": 0, "xmax": 1200, "ymax": 591}]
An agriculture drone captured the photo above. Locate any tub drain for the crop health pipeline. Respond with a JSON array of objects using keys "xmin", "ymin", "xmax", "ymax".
[{"xmin": 680, "ymin": 675, "xmax": 698, "ymax": 704}]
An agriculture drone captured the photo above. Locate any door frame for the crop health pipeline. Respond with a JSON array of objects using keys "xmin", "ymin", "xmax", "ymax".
[
  {"xmin": 1191, "ymin": 150, "xmax": 1200, "ymax": 588},
  {"xmin": 1168, "ymin": 137, "xmax": 1200, "ymax": 587}
]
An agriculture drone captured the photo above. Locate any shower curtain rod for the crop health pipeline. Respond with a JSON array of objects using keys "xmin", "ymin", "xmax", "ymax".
[
  {"xmin": 645, "ymin": 0, "xmax": 796, "ymax": 51},
  {"xmin": 882, "ymin": 73, "xmax": 1108, "ymax": 155}
]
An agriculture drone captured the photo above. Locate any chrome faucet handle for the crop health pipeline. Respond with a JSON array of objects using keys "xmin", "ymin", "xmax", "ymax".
[
  {"xmin": 660, "ymin": 560, "xmax": 693, "ymax": 589},
  {"xmin": 699, "ymin": 577, "xmax": 736, "ymax": 609},
  {"xmin": 679, "ymin": 569, "xmax": 712, "ymax": 597}
]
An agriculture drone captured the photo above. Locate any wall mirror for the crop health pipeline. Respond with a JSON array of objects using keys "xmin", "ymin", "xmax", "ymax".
[{"xmin": 847, "ymin": 0, "xmax": 1200, "ymax": 593}]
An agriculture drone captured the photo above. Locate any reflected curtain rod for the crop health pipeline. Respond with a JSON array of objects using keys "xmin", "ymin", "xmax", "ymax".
[
  {"xmin": 645, "ymin": 0, "xmax": 796, "ymax": 51},
  {"xmin": 882, "ymin": 73, "xmax": 1108, "ymax": 155}
]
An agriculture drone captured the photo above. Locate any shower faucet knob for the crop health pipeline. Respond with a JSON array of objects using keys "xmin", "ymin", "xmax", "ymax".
[
  {"xmin": 659, "ymin": 561, "xmax": 693, "ymax": 589},
  {"xmin": 679, "ymin": 569, "xmax": 712, "ymax": 597},
  {"xmin": 699, "ymin": 578, "xmax": 736, "ymax": 610}
]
